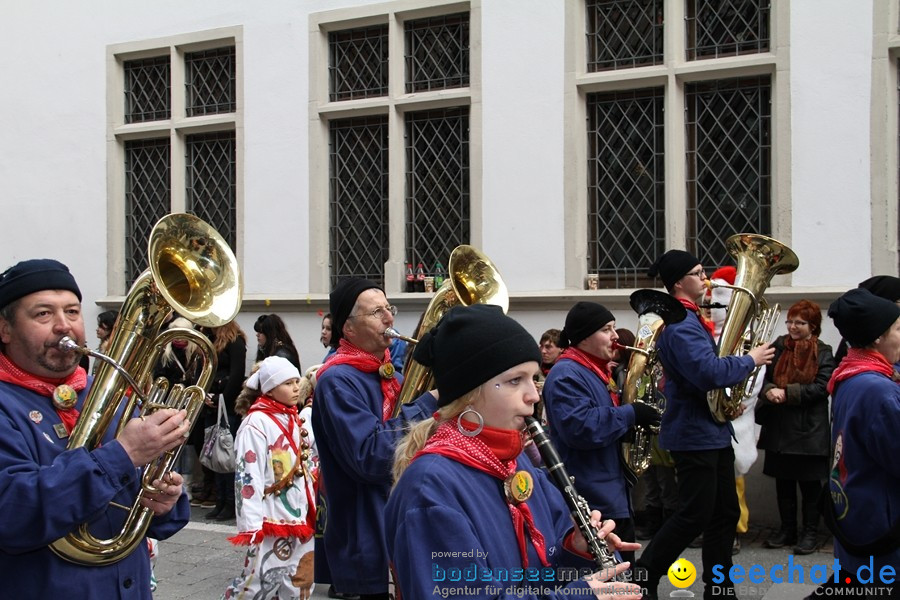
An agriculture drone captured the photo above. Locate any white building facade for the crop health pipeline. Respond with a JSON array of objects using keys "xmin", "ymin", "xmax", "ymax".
[{"xmin": 1, "ymin": 1, "xmax": 897, "ymax": 390}]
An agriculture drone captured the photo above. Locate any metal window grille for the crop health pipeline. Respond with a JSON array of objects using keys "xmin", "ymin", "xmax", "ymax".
[
  {"xmin": 897, "ymin": 60, "xmax": 900, "ymax": 270},
  {"xmin": 125, "ymin": 138, "xmax": 171, "ymax": 287},
  {"xmin": 405, "ymin": 13, "xmax": 470, "ymax": 93},
  {"xmin": 185, "ymin": 46, "xmax": 236, "ymax": 117},
  {"xmin": 587, "ymin": 88, "xmax": 665, "ymax": 289},
  {"xmin": 586, "ymin": 0, "xmax": 664, "ymax": 72},
  {"xmin": 124, "ymin": 56, "xmax": 171, "ymax": 124},
  {"xmin": 186, "ymin": 131, "xmax": 237, "ymax": 252},
  {"xmin": 329, "ymin": 116, "xmax": 389, "ymax": 288},
  {"xmin": 329, "ymin": 25, "xmax": 389, "ymax": 101},
  {"xmin": 686, "ymin": 76, "xmax": 771, "ymax": 269},
  {"xmin": 405, "ymin": 107, "xmax": 470, "ymax": 277},
  {"xmin": 686, "ymin": 0, "xmax": 770, "ymax": 60}
]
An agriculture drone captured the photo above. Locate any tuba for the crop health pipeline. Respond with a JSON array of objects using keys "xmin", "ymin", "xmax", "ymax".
[
  {"xmin": 618, "ymin": 290, "xmax": 686, "ymax": 476},
  {"xmin": 388, "ymin": 245, "xmax": 508, "ymax": 415},
  {"xmin": 51, "ymin": 213, "xmax": 242, "ymax": 565},
  {"xmin": 706, "ymin": 233, "xmax": 798, "ymax": 423}
]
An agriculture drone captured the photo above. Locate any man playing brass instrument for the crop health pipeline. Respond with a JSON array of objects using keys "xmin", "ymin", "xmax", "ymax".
[
  {"xmin": 0, "ymin": 259, "xmax": 191, "ymax": 598},
  {"xmin": 635, "ymin": 250, "xmax": 774, "ymax": 600}
]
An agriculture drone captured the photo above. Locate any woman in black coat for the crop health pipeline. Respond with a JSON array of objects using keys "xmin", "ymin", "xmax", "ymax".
[
  {"xmin": 203, "ymin": 320, "xmax": 247, "ymax": 521},
  {"xmin": 756, "ymin": 299, "xmax": 835, "ymax": 555}
]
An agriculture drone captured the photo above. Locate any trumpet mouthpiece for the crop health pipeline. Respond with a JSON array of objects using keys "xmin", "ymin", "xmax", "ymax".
[{"xmin": 57, "ymin": 336, "xmax": 83, "ymax": 354}]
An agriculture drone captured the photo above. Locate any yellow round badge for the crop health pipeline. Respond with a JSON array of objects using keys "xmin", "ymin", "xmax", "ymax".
[{"xmin": 667, "ymin": 558, "xmax": 697, "ymax": 588}]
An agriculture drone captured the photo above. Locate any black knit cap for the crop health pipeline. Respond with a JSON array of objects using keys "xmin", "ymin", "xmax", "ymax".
[
  {"xmin": 0, "ymin": 259, "xmax": 82, "ymax": 310},
  {"xmin": 648, "ymin": 250, "xmax": 702, "ymax": 290},
  {"xmin": 859, "ymin": 275, "xmax": 900, "ymax": 302},
  {"xmin": 412, "ymin": 304, "xmax": 540, "ymax": 407},
  {"xmin": 828, "ymin": 288, "xmax": 900, "ymax": 348},
  {"xmin": 329, "ymin": 277, "xmax": 382, "ymax": 346},
  {"xmin": 559, "ymin": 301, "xmax": 615, "ymax": 348}
]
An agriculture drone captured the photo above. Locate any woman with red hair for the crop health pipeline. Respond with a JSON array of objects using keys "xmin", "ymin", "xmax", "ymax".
[{"xmin": 756, "ymin": 299, "xmax": 835, "ymax": 555}]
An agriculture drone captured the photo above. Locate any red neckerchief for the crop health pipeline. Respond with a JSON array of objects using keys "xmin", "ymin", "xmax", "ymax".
[
  {"xmin": 827, "ymin": 348, "xmax": 896, "ymax": 395},
  {"xmin": 314, "ymin": 340, "xmax": 400, "ymax": 421},
  {"xmin": 0, "ymin": 352, "xmax": 86, "ymax": 434},
  {"xmin": 679, "ymin": 298, "xmax": 716, "ymax": 338},
  {"xmin": 246, "ymin": 395, "xmax": 317, "ymax": 533},
  {"xmin": 558, "ymin": 347, "xmax": 619, "ymax": 406},
  {"xmin": 773, "ymin": 336, "xmax": 819, "ymax": 387},
  {"xmin": 414, "ymin": 419, "xmax": 549, "ymax": 568}
]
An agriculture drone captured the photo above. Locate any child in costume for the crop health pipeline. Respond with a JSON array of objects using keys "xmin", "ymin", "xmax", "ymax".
[{"xmin": 223, "ymin": 356, "xmax": 317, "ymax": 600}]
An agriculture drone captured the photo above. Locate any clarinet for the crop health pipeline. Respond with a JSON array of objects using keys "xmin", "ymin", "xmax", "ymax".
[{"xmin": 524, "ymin": 416, "xmax": 623, "ymax": 580}]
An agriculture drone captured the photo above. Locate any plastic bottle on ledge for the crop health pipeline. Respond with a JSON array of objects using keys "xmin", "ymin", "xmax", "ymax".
[
  {"xmin": 415, "ymin": 263, "xmax": 426, "ymax": 292},
  {"xmin": 405, "ymin": 263, "xmax": 415, "ymax": 293},
  {"xmin": 433, "ymin": 261, "xmax": 445, "ymax": 288}
]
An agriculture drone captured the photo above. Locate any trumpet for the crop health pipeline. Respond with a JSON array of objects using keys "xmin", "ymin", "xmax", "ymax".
[{"xmin": 524, "ymin": 417, "xmax": 623, "ymax": 579}]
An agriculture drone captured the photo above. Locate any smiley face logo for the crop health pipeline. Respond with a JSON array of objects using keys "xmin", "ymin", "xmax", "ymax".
[{"xmin": 667, "ymin": 558, "xmax": 696, "ymax": 588}]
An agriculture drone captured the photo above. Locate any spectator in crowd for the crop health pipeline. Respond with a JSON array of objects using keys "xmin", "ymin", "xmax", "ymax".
[{"xmin": 255, "ymin": 313, "xmax": 301, "ymax": 371}]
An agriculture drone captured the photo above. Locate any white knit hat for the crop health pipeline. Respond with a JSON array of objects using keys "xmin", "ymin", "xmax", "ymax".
[{"xmin": 246, "ymin": 356, "xmax": 301, "ymax": 394}]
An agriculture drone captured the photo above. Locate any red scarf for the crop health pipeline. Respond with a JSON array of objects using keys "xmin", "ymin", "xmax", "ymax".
[
  {"xmin": 315, "ymin": 340, "xmax": 400, "ymax": 421},
  {"xmin": 773, "ymin": 336, "xmax": 819, "ymax": 387},
  {"xmin": 0, "ymin": 352, "xmax": 86, "ymax": 434},
  {"xmin": 679, "ymin": 298, "xmax": 716, "ymax": 338},
  {"xmin": 558, "ymin": 347, "xmax": 619, "ymax": 406},
  {"xmin": 827, "ymin": 348, "xmax": 896, "ymax": 395},
  {"xmin": 415, "ymin": 419, "xmax": 549, "ymax": 568}
]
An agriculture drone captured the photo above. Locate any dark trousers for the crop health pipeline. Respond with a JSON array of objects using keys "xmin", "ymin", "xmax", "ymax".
[{"xmin": 638, "ymin": 447, "xmax": 740, "ymax": 598}]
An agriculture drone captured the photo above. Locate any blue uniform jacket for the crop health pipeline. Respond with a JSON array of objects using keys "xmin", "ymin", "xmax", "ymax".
[
  {"xmin": 311, "ymin": 364, "xmax": 437, "ymax": 594},
  {"xmin": 542, "ymin": 359, "xmax": 634, "ymax": 519},
  {"xmin": 386, "ymin": 453, "xmax": 599, "ymax": 600},
  {"xmin": 0, "ymin": 380, "xmax": 189, "ymax": 599},
  {"xmin": 656, "ymin": 311, "xmax": 755, "ymax": 451},
  {"xmin": 829, "ymin": 371, "xmax": 900, "ymax": 572}
]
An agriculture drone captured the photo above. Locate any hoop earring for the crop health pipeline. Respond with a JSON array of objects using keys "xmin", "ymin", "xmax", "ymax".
[{"xmin": 457, "ymin": 406, "xmax": 484, "ymax": 437}]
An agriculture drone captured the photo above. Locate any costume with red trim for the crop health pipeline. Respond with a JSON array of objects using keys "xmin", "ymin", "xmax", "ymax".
[{"xmin": 223, "ymin": 399, "xmax": 317, "ymax": 599}]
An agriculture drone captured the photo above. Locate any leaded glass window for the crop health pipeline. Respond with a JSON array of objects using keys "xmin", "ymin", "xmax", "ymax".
[
  {"xmin": 185, "ymin": 47, "xmax": 236, "ymax": 117},
  {"xmin": 586, "ymin": 0, "xmax": 664, "ymax": 72},
  {"xmin": 405, "ymin": 107, "xmax": 470, "ymax": 273},
  {"xmin": 329, "ymin": 25, "xmax": 389, "ymax": 101},
  {"xmin": 124, "ymin": 56, "xmax": 170, "ymax": 124},
  {"xmin": 125, "ymin": 139, "xmax": 170, "ymax": 285},
  {"xmin": 587, "ymin": 88, "xmax": 665, "ymax": 288},
  {"xmin": 405, "ymin": 13, "xmax": 470, "ymax": 92},
  {"xmin": 686, "ymin": 0, "xmax": 770, "ymax": 60},
  {"xmin": 686, "ymin": 76, "xmax": 771, "ymax": 268},
  {"xmin": 329, "ymin": 116, "xmax": 389, "ymax": 287},
  {"xmin": 185, "ymin": 131, "xmax": 237, "ymax": 251}
]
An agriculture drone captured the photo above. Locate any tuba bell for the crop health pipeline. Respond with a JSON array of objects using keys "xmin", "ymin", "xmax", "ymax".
[
  {"xmin": 618, "ymin": 289, "xmax": 686, "ymax": 476},
  {"xmin": 706, "ymin": 233, "xmax": 798, "ymax": 423},
  {"xmin": 50, "ymin": 213, "xmax": 242, "ymax": 565},
  {"xmin": 388, "ymin": 245, "xmax": 508, "ymax": 415}
]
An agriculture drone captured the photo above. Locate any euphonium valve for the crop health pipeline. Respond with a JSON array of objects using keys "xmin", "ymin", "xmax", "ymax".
[{"xmin": 50, "ymin": 213, "xmax": 242, "ymax": 565}]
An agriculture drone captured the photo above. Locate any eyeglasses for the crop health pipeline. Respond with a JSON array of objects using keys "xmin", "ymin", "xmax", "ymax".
[
  {"xmin": 348, "ymin": 305, "xmax": 398, "ymax": 320},
  {"xmin": 686, "ymin": 269, "xmax": 706, "ymax": 279},
  {"xmin": 785, "ymin": 319, "xmax": 809, "ymax": 327}
]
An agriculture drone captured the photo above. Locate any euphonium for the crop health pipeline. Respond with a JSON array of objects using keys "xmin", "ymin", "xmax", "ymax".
[
  {"xmin": 617, "ymin": 290, "xmax": 686, "ymax": 477},
  {"xmin": 706, "ymin": 233, "xmax": 798, "ymax": 423},
  {"xmin": 388, "ymin": 245, "xmax": 508, "ymax": 415},
  {"xmin": 51, "ymin": 213, "xmax": 242, "ymax": 565}
]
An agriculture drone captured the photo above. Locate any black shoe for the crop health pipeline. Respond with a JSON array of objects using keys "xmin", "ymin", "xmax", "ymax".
[
  {"xmin": 793, "ymin": 528, "xmax": 818, "ymax": 555},
  {"xmin": 214, "ymin": 506, "xmax": 236, "ymax": 521},
  {"xmin": 635, "ymin": 523, "xmax": 659, "ymax": 540},
  {"xmin": 205, "ymin": 505, "xmax": 223, "ymax": 520},
  {"xmin": 763, "ymin": 528, "xmax": 797, "ymax": 549},
  {"xmin": 327, "ymin": 587, "xmax": 359, "ymax": 600}
]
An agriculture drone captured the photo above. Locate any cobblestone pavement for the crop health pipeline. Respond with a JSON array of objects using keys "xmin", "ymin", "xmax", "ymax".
[{"xmin": 154, "ymin": 511, "xmax": 835, "ymax": 599}]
